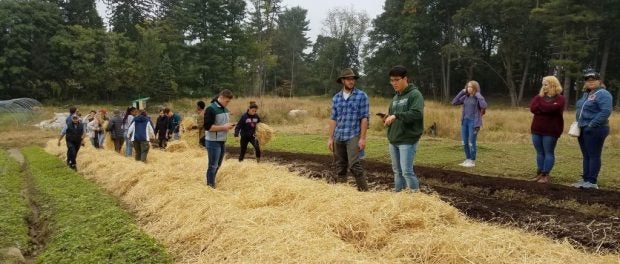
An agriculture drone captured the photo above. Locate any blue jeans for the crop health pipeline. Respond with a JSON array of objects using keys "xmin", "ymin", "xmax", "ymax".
[
  {"xmin": 461, "ymin": 118, "xmax": 478, "ymax": 160},
  {"xmin": 578, "ymin": 126, "xmax": 609, "ymax": 184},
  {"xmin": 389, "ymin": 143, "xmax": 419, "ymax": 191},
  {"xmin": 206, "ymin": 140, "xmax": 226, "ymax": 188},
  {"xmin": 124, "ymin": 130, "xmax": 133, "ymax": 157},
  {"xmin": 531, "ymin": 134, "xmax": 558, "ymax": 173}
]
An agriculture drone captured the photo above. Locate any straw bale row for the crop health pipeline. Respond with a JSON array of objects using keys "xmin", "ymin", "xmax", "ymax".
[{"xmin": 46, "ymin": 141, "xmax": 619, "ymax": 263}]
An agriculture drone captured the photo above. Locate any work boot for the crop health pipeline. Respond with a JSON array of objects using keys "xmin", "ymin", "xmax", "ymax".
[{"xmin": 532, "ymin": 171, "xmax": 543, "ymax": 181}]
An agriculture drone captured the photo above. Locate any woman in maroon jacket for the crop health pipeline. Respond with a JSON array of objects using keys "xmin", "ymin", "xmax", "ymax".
[{"xmin": 529, "ymin": 76, "xmax": 565, "ymax": 183}]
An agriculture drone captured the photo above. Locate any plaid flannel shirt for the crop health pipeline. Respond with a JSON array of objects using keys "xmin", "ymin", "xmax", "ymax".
[{"xmin": 330, "ymin": 88, "xmax": 369, "ymax": 142}]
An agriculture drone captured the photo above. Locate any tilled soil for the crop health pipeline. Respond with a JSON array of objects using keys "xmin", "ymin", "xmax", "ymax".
[{"xmin": 228, "ymin": 148, "xmax": 620, "ymax": 253}]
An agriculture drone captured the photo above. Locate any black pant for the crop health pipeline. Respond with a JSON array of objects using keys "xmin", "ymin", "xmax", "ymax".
[
  {"xmin": 239, "ymin": 136, "xmax": 261, "ymax": 161},
  {"xmin": 66, "ymin": 140, "xmax": 81, "ymax": 167},
  {"xmin": 113, "ymin": 137, "xmax": 124, "ymax": 153},
  {"xmin": 158, "ymin": 138, "xmax": 168, "ymax": 149},
  {"xmin": 333, "ymin": 136, "xmax": 368, "ymax": 191},
  {"xmin": 133, "ymin": 141, "xmax": 150, "ymax": 162}
]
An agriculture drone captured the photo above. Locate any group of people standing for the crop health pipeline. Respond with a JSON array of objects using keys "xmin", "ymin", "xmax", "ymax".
[
  {"xmin": 328, "ymin": 65, "xmax": 612, "ymax": 193},
  {"xmin": 529, "ymin": 69, "xmax": 612, "ymax": 189}
]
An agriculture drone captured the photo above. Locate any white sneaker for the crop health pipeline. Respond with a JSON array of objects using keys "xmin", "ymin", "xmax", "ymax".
[
  {"xmin": 462, "ymin": 160, "xmax": 475, "ymax": 167},
  {"xmin": 459, "ymin": 159, "xmax": 471, "ymax": 166}
]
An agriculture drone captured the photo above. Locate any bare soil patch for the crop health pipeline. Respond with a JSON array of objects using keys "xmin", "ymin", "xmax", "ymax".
[{"xmin": 228, "ymin": 148, "xmax": 620, "ymax": 253}]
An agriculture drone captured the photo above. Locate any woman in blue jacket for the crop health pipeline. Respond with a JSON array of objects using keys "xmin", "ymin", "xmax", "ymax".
[{"xmin": 573, "ymin": 68, "xmax": 613, "ymax": 189}]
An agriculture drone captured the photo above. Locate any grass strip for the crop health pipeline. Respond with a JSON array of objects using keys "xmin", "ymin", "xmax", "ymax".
[
  {"xmin": 0, "ymin": 150, "xmax": 30, "ymax": 252},
  {"xmin": 21, "ymin": 147, "xmax": 171, "ymax": 264}
]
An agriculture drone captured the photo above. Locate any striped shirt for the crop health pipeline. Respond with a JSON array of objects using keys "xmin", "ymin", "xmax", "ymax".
[{"xmin": 330, "ymin": 88, "xmax": 369, "ymax": 141}]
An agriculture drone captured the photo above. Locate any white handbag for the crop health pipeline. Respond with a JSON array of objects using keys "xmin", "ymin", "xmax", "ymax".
[
  {"xmin": 569, "ymin": 90, "xmax": 600, "ymax": 137},
  {"xmin": 568, "ymin": 121, "xmax": 580, "ymax": 137}
]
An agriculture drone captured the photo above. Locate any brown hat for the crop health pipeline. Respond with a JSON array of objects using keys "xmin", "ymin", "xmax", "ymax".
[{"xmin": 336, "ymin": 68, "xmax": 359, "ymax": 84}]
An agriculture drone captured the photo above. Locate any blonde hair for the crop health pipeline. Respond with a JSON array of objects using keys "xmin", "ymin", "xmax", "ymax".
[
  {"xmin": 465, "ymin": 80, "xmax": 480, "ymax": 94},
  {"xmin": 540, "ymin": 76, "xmax": 562, "ymax": 97}
]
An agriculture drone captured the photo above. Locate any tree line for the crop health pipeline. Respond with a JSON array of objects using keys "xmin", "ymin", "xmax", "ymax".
[{"xmin": 0, "ymin": 0, "xmax": 618, "ymax": 106}]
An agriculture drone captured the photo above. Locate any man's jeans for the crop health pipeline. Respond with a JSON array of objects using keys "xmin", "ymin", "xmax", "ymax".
[
  {"xmin": 461, "ymin": 118, "xmax": 478, "ymax": 160},
  {"xmin": 333, "ymin": 136, "xmax": 368, "ymax": 191},
  {"xmin": 389, "ymin": 143, "xmax": 419, "ymax": 192},
  {"xmin": 531, "ymin": 134, "xmax": 558, "ymax": 173},
  {"xmin": 578, "ymin": 126, "xmax": 609, "ymax": 184},
  {"xmin": 206, "ymin": 140, "xmax": 226, "ymax": 188}
]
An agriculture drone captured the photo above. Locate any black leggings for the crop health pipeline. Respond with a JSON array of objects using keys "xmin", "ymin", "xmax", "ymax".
[{"xmin": 239, "ymin": 136, "xmax": 261, "ymax": 161}]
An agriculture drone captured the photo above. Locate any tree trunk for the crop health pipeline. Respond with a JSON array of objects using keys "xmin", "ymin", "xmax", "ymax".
[
  {"xmin": 563, "ymin": 74, "xmax": 572, "ymax": 108},
  {"xmin": 600, "ymin": 36, "xmax": 611, "ymax": 82},
  {"xmin": 517, "ymin": 52, "xmax": 531, "ymax": 105},
  {"xmin": 441, "ymin": 52, "xmax": 451, "ymax": 103}
]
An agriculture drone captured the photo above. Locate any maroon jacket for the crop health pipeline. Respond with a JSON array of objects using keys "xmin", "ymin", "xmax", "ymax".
[{"xmin": 530, "ymin": 95, "xmax": 565, "ymax": 138}]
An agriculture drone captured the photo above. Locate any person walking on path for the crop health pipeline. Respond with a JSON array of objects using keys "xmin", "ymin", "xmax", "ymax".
[
  {"xmin": 235, "ymin": 101, "xmax": 262, "ymax": 163},
  {"xmin": 154, "ymin": 109, "xmax": 170, "ymax": 149},
  {"xmin": 127, "ymin": 110, "xmax": 155, "ymax": 162},
  {"xmin": 327, "ymin": 68, "xmax": 369, "ymax": 192},
  {"xmin": 451, "ymin": 80, "xmax": 488, "ymax": 167},
  {"xmin": 383, "ymin": 65, "xmax": 424, "ymax": 192},
  {"xmin": 529, "ymin": 76, "xmax": 565, "ymax": 184},
  {"xmin": 122, "ymin": 107, "xmax": 137, "ymax": 157},
  {"xmin": 58, "ymin": 115, "xmax": 85, "ymax": 170},
  {"xmin": 204, "ymin": 89, "xmax": 235, "ymax": 188},
  {"xmin": 166, "ymin": 108, "xmax": 182, "ymax": 141},
  {"xmin": 107, "ymin": 109, "xmax": 125, "ymax": 153},
  {"xmin": 573, "ymin": 68, "xmax": 613, "ymax": 189}
]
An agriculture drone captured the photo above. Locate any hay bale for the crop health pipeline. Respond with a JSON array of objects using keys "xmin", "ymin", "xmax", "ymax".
[
  {"xmin": 181, "ymin": 116, "xmax": 196, "ymax": 131},
  {"xmin": 166, "ymin": 140, "xmax": 189, "ymax": 152},
  {"xmin": 103, "ymin": 133, "xmax": 114, "ymax": 150},
  {"xmin": 255, "ymin": 123, "xmax": 274, "ymax": 146}
]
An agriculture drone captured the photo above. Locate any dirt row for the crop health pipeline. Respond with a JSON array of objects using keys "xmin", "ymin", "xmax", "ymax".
[{"xmin": 227, "ymin": 148, "xmax": 620, "ymax": 253}]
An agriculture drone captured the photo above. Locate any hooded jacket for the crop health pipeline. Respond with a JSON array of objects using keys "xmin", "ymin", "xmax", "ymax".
[{"xmin": 387, "ymin": 84, "xmax": 424, "ymax": 145}]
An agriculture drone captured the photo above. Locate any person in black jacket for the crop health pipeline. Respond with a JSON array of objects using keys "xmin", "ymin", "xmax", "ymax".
[
  {"xmin": 154, "ymin": 109, "xmax": 170, "ymax": 149},
  {"xmin": 107, "ymin": 109, "xmax": 125, "ymax": 153},
  {"xmin": 58, "ymin": 115, "xmax": 85, "ymax": 170},
  {"xmin": 234, "ymin": 101, "xmax": 262, "ymax": 163}
]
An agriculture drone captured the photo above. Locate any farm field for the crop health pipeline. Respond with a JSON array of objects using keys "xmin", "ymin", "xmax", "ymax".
[{"xmin": 1, "ymin": 96, "xmax": 619, "ymax": 262}]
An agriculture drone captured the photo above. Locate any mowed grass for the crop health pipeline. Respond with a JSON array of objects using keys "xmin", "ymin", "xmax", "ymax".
[
  {"xmin": 0, "ymin": 150, "xmax": 30, "ymax": 252},
  {"xmin": 21, "ymin": 147, "xmax": 171, "ymax": 263}
]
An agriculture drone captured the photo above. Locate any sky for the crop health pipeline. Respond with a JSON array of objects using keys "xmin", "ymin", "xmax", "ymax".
[{"xmin": 95, "ymin": 0, "xmax": 385, "ymax": 42}]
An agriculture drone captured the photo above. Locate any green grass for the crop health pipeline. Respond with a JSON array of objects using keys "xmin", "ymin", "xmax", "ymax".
[
  {"xmin": 244, "ymin": 133, "xmax": 620, "ymax": 190},
  {"xmin": 0, "ymin": 150, "xmax": 30, "ymax": 251},
  {"xmin": 21, "ymin": 147, "xmax": 171, "ymax": 264}
]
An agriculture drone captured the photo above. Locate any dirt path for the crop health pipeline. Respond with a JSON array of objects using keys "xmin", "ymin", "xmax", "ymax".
[
  {"xmin": 227, "ymin": 148, "xmax": 620, "ymax": 253},
  {"xmin": 9, "ymin": 148, "xmax": 50, "ymax": 264}
]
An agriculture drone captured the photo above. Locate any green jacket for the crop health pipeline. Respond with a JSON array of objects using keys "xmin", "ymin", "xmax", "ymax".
[{"xmin": 388, "ymin": 84, "xmax": 424, "ymax": 144}]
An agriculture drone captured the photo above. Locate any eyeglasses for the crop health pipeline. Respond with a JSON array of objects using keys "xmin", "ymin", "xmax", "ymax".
[{"xmin": 389, "ymin": 78, "xmax": 403, "ymax": 83}]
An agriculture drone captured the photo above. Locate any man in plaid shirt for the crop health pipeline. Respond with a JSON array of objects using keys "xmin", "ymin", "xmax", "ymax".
[{"xmin": 327, "ymin": 68, "xmax": 369, "ymax": 191}]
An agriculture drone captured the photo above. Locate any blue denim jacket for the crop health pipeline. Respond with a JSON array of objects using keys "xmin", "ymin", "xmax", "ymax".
[{"xmin": 575, "ymin": 87, "xmax": 612, "ymax": 128}]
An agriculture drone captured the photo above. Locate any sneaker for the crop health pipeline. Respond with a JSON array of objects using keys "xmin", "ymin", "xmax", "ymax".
[
  {"xmin": 572, "ymin": 180, "xmax": 586, "ymax": 188},
  {"xmin": 459, "ymin": 159, "xmax": 471, "ymax": 166},
  {"xmin": 579, "ymin": 182, "xmax": 599, "ymax": 189},
  {"xmin": 462, "ymin": 160, "xmax": 475, "ymax": 168}
]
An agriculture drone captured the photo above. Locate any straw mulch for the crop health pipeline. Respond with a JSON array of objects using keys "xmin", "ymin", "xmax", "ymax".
[
  {"xmin": 47, "ymin": 141, "xmax": 619, "ymax": 263},
  {"xmin": 166, "ymin": 140, "xmax": 189, "ymax": 152},
  {"xmin": 255, "ymin": 123, "xmax": 274, "ymax": 146}
]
